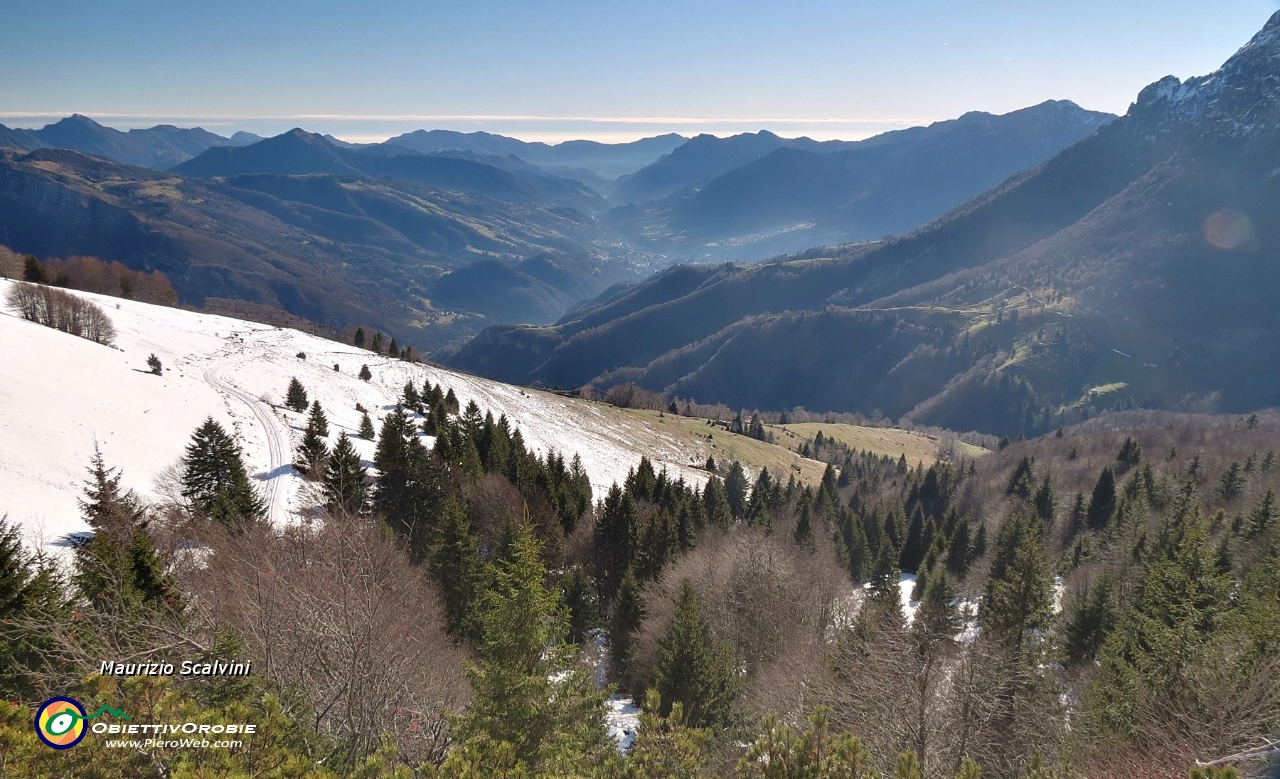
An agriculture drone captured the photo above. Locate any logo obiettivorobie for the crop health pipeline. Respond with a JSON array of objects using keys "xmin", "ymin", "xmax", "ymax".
[{"xmin": 34, "ymin": 697, "xmax": 129, "ymax": 749}]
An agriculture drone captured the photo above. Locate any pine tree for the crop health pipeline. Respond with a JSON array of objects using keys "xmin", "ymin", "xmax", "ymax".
[
  {"xmin": 562, "ymin": 565, "xmax": 597, "ymax": 646},
  {"xmin": 285, "ymin": 377, "xmax": 309, "ymax": 412},
  {"xmin": 322, "ymin": 432, "xmax": 366, "ymax": 515},
  {"xmin": 725, "ymin": 461, "xmax": 749, "ymax": 519},
  {"xmin": 1033, "ymin": 472, "xmax": 1055, "ymax": 526},
  {"xmin": 371, "ymin": 331, "xmax": 384, "ymax": 354},
  {"xmin": 74, "ymin": 449, "xmax": 175, "ymax": 612},
  {"xmin": 654, "ymin": 579, "xmax": 739, "ymax": 729},
  {"xmin": 610, "ymin": 569, "xmax": 644, "ymax": 682},
  {"xmin": 305, "ymin": 400, "xmax": 329, "ymax": 437},
  {"xmin": 1217, "ymin": 461, "xmax": 1246, "ymax": 502},
  {"xmin": 146, "ymin": 353, "xmax": 162, "ymax": 375},
  {"xmin": 0, "ymin": 514, "xmax": 64, "ymax": 696},
  {"xmin": 428, "ymin": 497, "xmax": 484, "ymax": 638},
  {"xmin": 1064, "ymin": 571, "xmax": 1117, "ymax": 664},
  {"xmin": 386, "ymin": 337, "xmax": 399, "ymax": 357},
  {"xmin": 596, "ymin": 485, "xmax": 638, "ymax": 597},
  {"xmin": 22, "ymin": 255, "xmax": 47, "ymax": 283},
  {"xmin": 454, "ymin": 521, "xmax": 611, "ymax": 771},
  {"xmin": 1116, "ymin": 436, "xmax": 1143, "ymax": 470},
  {"xmin": 358, "ymin": 364, "xmax": 372, "ymax": 381},
  {"xmin": 295, "ymin": 425, "xmax": 329, "ymax": 478},
  {"xmin": 1248, "ymin": 486, "xmax": 1275, "ymax": 538},
  {"xmin": 793, "ymin": 498, "xmax": 814, "ymax": 546},
  {"xmin": 402, "ymin": 381, "xmax": 421, "ymax": 408},
  {"xmin": 444, "ymin": 387, "xmax": 460, "ymax": 414},
  {"xmin": 981, "ymin": 513, "xmax": 1052, "ymax": 650},
  {"xmin": 352, "ymin": 326, "xmax": 366, "ymax": 348},
  {"xmin": 358, "ymin": 411, "xmax": 376, "ymax": 440},
  {"xmin": 181, "ymin": 417, "xmax": 265, "ymax": 526},
  {"xmin": 702, "ymin": 476, "xmax": 732, "ymax": 528},
  {"xmin": 1086, "ymin": 466, "xmax": 1117, "ymax": 530}
]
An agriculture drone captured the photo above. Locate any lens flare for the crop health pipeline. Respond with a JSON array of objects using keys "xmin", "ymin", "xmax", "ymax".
[{"xmin": 1204, "ymin": 209, "xmax": 1252, "ymax": 250}]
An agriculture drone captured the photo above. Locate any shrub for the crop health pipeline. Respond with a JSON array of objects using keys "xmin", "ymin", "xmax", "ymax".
[{"xmin": 147, "ymin": 354, "xmax": 162, "ymax": 375}]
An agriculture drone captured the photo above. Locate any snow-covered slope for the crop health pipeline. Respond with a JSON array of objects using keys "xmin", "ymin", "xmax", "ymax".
[{"xmin": 0, "ymin": 280, "xmax": 707, "ymax": 550}]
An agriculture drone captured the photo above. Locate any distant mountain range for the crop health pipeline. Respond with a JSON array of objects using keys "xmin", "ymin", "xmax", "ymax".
[
  {"xmin": 450, "ymin": 11, "xmax": 1280, "ymax": 436},
  {"xmin": 0, "ymin": 114, "xmax": 261, "ymax": 168},
  {"xmin": 384, "ymin": 129, "xmax": 686, "ymax": 182},
  {"xmin": 0, "ymin": 96, "xmax": 1134, "ymax": 363},
  {"xmin": 604, "ymin": 101, "xmax": 1115, "ymax": 259},
  {"xmin": 0, "ymin": 137, "xmax": 640, "ymax": 352}
]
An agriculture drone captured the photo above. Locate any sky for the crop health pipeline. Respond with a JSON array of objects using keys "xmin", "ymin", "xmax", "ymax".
[{"xmin": 1, "ymin": 0, "xmax": 1277, "ymax": 144}]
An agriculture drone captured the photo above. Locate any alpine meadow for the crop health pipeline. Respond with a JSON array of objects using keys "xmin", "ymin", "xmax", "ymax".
[{"xmin": 1, "ymin": 4, "xmax": 1279, "ymax": 778}]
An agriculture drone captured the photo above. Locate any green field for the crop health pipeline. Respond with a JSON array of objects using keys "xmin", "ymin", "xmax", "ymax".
[{"xmin": 776, "ymin": 423, "xmax": 988, "ymax": 467}]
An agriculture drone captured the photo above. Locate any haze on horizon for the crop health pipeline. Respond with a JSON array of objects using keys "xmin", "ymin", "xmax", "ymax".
[{"xmin": 2, "ymin": 0, "xmax": 1276, "ymax": 145}]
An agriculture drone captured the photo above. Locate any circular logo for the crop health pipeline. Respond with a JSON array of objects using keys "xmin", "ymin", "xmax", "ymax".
[{"xmin": 35, "ymin": 697, "xmax": 88, "ymax": 749}]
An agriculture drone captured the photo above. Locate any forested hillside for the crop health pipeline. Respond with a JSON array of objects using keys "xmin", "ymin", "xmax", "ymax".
[{"xmin": 453, "ymin": 13, "xmax": 1280, "ymax": 437}]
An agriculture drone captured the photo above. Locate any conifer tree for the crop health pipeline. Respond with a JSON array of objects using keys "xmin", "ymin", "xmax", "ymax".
[
  {"xmin": 1033, "ymin": 472, "xmax": 1056, "ymax": 526},
  {"xmin": 703, "ymin": 476, "xmax": 732, "ymax": 529},
  {"xmin": 981, "ymin": 512, "xmax": 1052, "ymax": 650},
  {"xmin": 454, "ymin": 521, "xmax": 612, "ymax": 771},
  {"xmin": 429, "ymin": 497, "xmax": 484, "ymax": 638},
  {"xmin": 146, "ymin": 353, "xmax": 162, "ymax": 375},
  {"xmin": 561, "ymin": 565, "xmax": 597, "ymax": 646},
  {"xmin": 654, "ymin": 579, "xmax": 739, "ymax": 729},
  {"xmin": 372, "ymin": 409, "xmax": 432, "ymax": 535},
  {"xmin": 793, "ymin": 498, "xmax": 814, "ymax": 546},
  {"xmin": 1063, "ymin": 571, "xmax": 1117, "ymax": 664},
  {"xmin": 352, "ymin": 326, "xmax": 366, "ymax": 348},
  {"xmin": 285, "ymin": 377, "xmax": 309, "ymax": 412},
  {"xmin": 725, "ymin": 461, "xmax": 749, "ymax": 519},
  {"xmin": 181, "ymin": 418, "xmax": 265, "ymax": 526},
  {"xmin": 305, "ymin": 400, "xmax": 329, "ymax": 438},
  {"xmin": 1248, "ymin": 486, "xmax": 1275, "ymax": 538},
  {"xmin": 322, "ymin": 432, "xmax": 366, "ymax": 515},
  {"xmin": 1086, "ymin": 466, "xmax": 1117, "ymax": 530},
  {"xmin": 0, "ymin": 515, "xmax": 66, "ymax": 696},
  {"xmin": 596, "ymin": 485, "xmax": 638, "ymax": 597},
  {"xmin": 358, "ymin": 364, "xmax": 372, "ymax": 381},
  {"xmin": 402, "ymin": 381, "xmax": 421, "ymax": 408},
  {"xmin": 295, "ymin": 425, "xmax": 329, "ymax": 478},
  {"xmin": 609, "ymin": 569, "xmax": 644, "ymax": 682},
  {"xmin": 358, "ymin": 411, "xmax": 376, "ymax": 440},
  {"xmin": 386, "ymin": 337, "xmax": 399, "ymax": 357},
  {"xmin": 444, "ymin": 387, "xmax": 460, "ymax": 414},
  {"xmin": 371, "ymin": 331, "xmax": 384, "ymax": 354},
  {"xmin": 74, "ymin": 449, "xmax": 175, "ymax": 611}
]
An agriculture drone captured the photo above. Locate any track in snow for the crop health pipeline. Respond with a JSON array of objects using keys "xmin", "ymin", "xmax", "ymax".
[{"xmin": 202, "ymin": 363, "xmax": 291, "ymax": 524}]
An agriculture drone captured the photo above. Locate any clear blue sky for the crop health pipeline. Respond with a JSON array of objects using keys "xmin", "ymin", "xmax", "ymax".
[{"xmin": 1, "ymin": 0, "xmax": 1276, "ymax": 143}]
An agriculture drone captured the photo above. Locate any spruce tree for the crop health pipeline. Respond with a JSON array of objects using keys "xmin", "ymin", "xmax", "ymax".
[
  {"xmin": 454, "ymin": 521, "xmax": 611, "ymax": 771},
  {"xmin": 181, "ymin": 418, "xmax": 265, "ymax": 526},
  {"xmin": 654, "ymin": 579, "xmax": 739, "ymax": 729},
  {"xmin": 402, "ymin": 381, "xmax": 420, "ymax": 408},
  {"xmin": 981, "ymin": 512, "xmax": 1053, "ymax": 650},
  {"xmin": 703, "ymin": 476, "xmax": 732, "ymax": 529},
  {"xmin": 358, "ymin": 364, "xmax": 372, "ymax": 381},
  {"xmin": 386, "ymin": 337, "xmax": 399, "ymax": 357},
  {"xmin": 793, "ymin": 498, "xmax": 814, "ymax": 546},
  {"xmin": 428, "ymin": 497, "xmax": 485, "ymax": 638},
  {"xmin": 284, "ymin": 377, "xmax": 308, "ymax": 412},
  {"xmin": 358, "ymin": 411, "xmax": 376, "ymax": 440},
  {"xmin": 322, "ymin": 432, "xmax": 366, "ymax": 515},
  {"xmin": 305, "ymin": 400, "xmax": 329, "ymax": 438},
  {"xmin": 725, "ymin": 461, "xmax": 749, "ymax": 519},
  {"xmin": 371, "ymin": 331, "xmax": 384, "ymax": 354},
  {"xmin": 74, "ymin": 449, "xmax": 175, "ymax": 611},
  {"xmin": 562, "ymin": 565, "xmax": 597, "ymax": 646},
  {"xmin": 444, "ymin": 387, "xmax": 460, "ymax": 414},
  {"xmin": 1064, "ymin": 571, "xmax": 1117, "ymax": 664},
  {"xmin": 146, "ymin": 353, "xmax": 162, "ymax": 375},
  {"xmin": 352, "ymin": 326, "xmax": 366, "ymax": 348},
  {"xmin": 295, "ymin": 426, "xmax": 329, "ymax": 478},
  {"xmin": 609, "ymin": 569, "xmax": 645, "ymax": 683},
  {"xmin": 1033, "ymin": 472, "xmax": 1056, "ymax": 526},
  {"xmin": 1086, "ymin": 466, "xmax": 1117, "ymax": 530}
]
